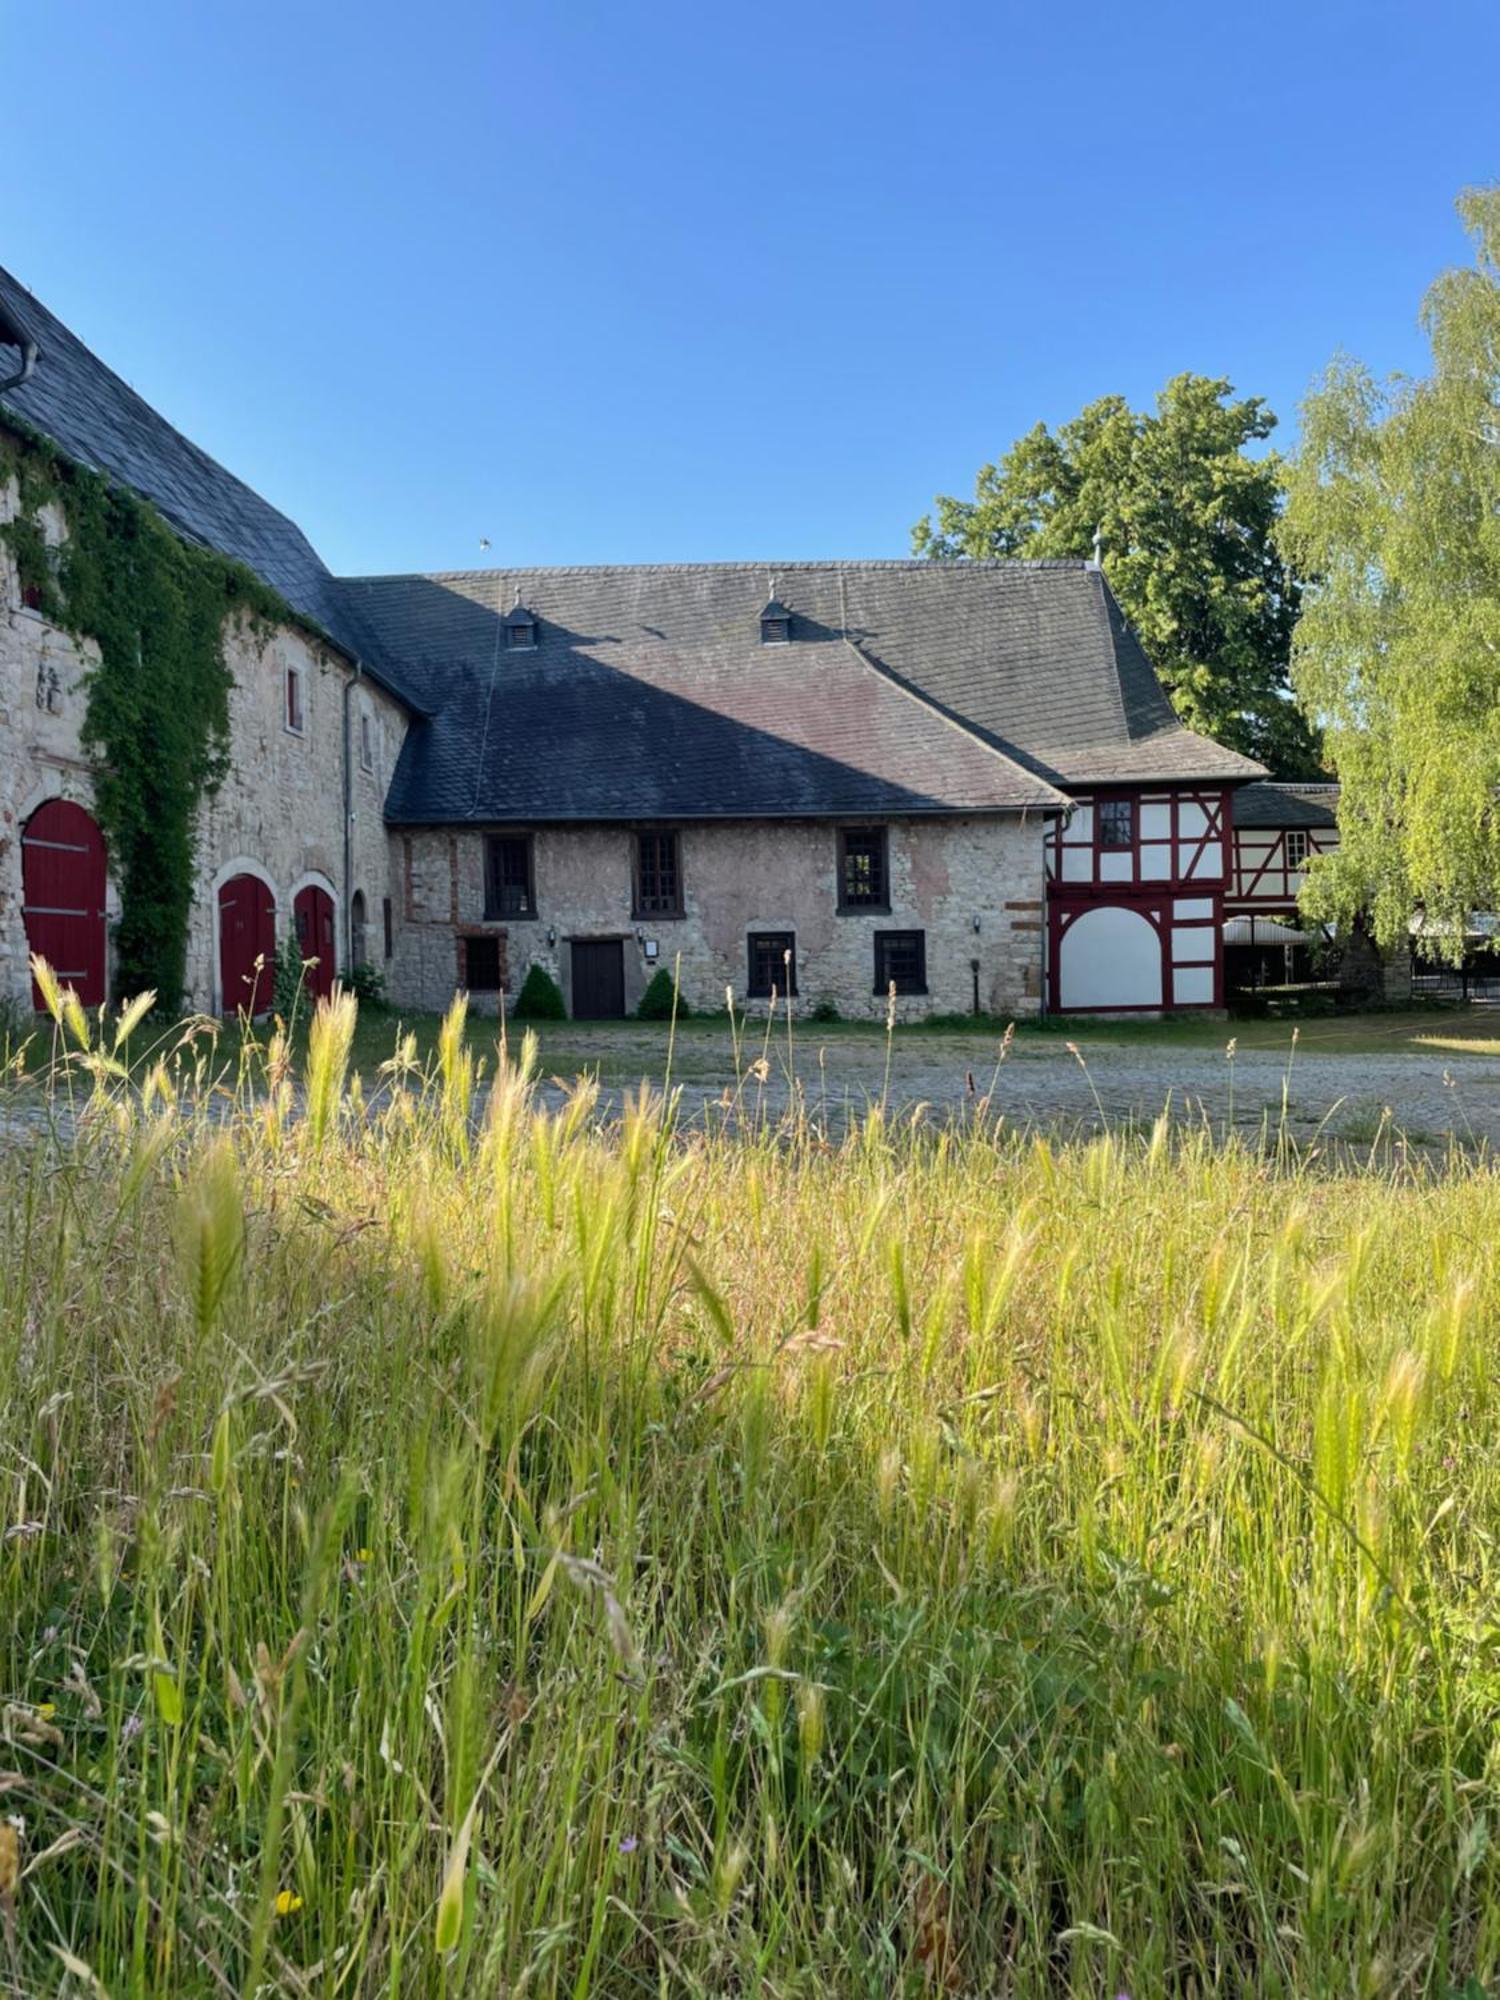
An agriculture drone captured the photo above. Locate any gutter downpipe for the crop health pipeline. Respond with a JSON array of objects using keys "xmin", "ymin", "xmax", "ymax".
[
  {"xmin": 0, "ymin": 336, "xmax": 39, "ymax": 395},
  {"xmin": 342, "ymin": 662, "xmax": 361, "ymax": 978}
]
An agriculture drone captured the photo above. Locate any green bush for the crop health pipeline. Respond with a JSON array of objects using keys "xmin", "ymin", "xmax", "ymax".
[
  {"xmin": 511, "ymin": 963, "xmax": 567, "ymax": 1020},
  {"xmin": 809, "ymin": 999, "xmax": 841, "ymax": 1023},
  {"xmin": 346, "ymin": 960, "xmax": 388, "ymax": 1010},
  {"xmin": 637, "ymin": 967, "xmax": 690, "ymax": 1020},
  {"xmin": 272, "ymin": 931, "xmax": 305, "ymax": 1023}
]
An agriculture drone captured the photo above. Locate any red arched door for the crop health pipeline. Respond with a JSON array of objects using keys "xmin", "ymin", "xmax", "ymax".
[
  {"xmin": 22, "ymin": 799, "xmax": 108, "ymax": 1008},
  {"xmin": 294, "ymin": 884, "xmax": 337, "ymax": 1002},
  {"xmin": 218, "ymin": 873, "xmax": 276, "ymax": 1016}
]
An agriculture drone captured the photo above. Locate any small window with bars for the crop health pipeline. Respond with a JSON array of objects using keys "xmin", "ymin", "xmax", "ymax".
[
  {"xmin": 1285, "ymin": 829, "xmax": 1310, "ymax": 871},
  {"xmin": 874, "ymin": 929, "xmax": 926, "ymax": 996},
  {"xmin": 634, "ymin": 831, "xmax": 682, "ymax": 916},
  {"xmin": 838, "ymin": 826, "xmax": 889, "ymax": 910},
  {"xmin": 485, "ymin": 833, "xmax": 536, "ymax": 918},
  {"xmin": 359, "ymin": 706, "xmax": 374, "ymax": 772},
  {"xmin": 284, "ymin": 665, "xmax": 304, "ymax": 734},
  {"xmin": 383, "ymin": 895, "xmax": 394, "ymax": 960},
  {"xmin": 748, "ymin": 931, "xmax": 797, "ymax": 998},
  {"xmin": 463, "ymin": 934, "xmax": 503, "ymax": 991}
]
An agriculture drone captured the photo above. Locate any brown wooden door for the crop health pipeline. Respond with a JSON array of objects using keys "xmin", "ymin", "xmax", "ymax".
[
  {"xmin": 21, "ymin": 799, "xmax": 108, "ymax": 1007},
  {"xmin": 218, "ymin": 873, "xmax": 276, "ymax": 1016},
  {"xmin": 570, "ymin": 939, "xmax": 625, "ymax": 1019},
  {"xmin": 294, "ymin": 884, "xmax": 337, "ymax": 1001}
]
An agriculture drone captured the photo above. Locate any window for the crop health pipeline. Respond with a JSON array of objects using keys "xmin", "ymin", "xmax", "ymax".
[
  {"xmin": 748, "ymin": 931, "xmax": 797, "ymax": 998},
  {"xmin": 838, "ymin": 826, "xmax": 889, "ymax": 910},
  {"xmin": 464, "ymin": 934, "xmax": 502, "ymax": 991},
  {"xmin": 359, "ymin": 707, "xmax": 374, "ymax": 772},
  {"xmin": 350, "ymin": 891, "xmax": 368, "ymax": 969},
  {"xmin": 504, "ymin": 606, "xmax": 537, "ymax": 650},
  {"xmin": 1097, "ymin": 798, "xmax": 1134, "ymax": 849},
  {"xmin": 485, "ymin": 833, "xmax": 536, "ymax": 918},
  {"xmin": 284, "ymin": 664, "xmax": 304, "ymax": 734},
  {"xmin": 1286, "ymin": 829, "xmax": 1310, "ymax": 870},
  {"xmin": 634, "ymin": 831, "xmax": 682, "ymax": 916},
  {"xmin": 874, "ymin": 929, "xmax": 927, "ymax": 996},
  {"xmin": 383, "ymin": 894, "xmax": 394, "ymax": 960}
]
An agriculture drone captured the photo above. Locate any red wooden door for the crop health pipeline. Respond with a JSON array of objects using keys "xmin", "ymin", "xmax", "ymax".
[
  {"xmin": 21, "ymin": 799, "xmax": 108, "ymax": 1007},
  {"xmin": 218, "ymin": 873, "xmax": 276, "ymax": 1016},
  {"xmin": 294, "ymin": 884, "xmax": 337, "ymax": 1001}
]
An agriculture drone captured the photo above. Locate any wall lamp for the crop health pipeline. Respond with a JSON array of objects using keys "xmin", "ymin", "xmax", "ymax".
[{"xmin": 546, "ymin": 925, "xmax": 557, "ymax": 947}]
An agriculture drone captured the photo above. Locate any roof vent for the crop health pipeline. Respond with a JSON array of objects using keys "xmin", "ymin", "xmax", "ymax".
[
  {"xmin": 760, "ymin": 599, "xmax": 791, "ymax": 646},
  {"xmin": 503, "ymin": 601, "xmax": 538, "ymax": 651}
]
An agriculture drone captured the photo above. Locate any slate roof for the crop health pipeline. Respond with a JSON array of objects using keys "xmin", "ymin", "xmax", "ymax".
[
  {"xmin": 346, "ymin": 561, "xmax": 1262, "ymax": 826},
  {"xmin": 346, "ymin": 566, "xmax": 1068, "ymax": 823},
  {"xmin": 1233, "ymin": 781, "xmax": 1339, "ymax": 830},
  {"xmin": 1, "ymin": 262, "xmax": 1264, "ymax": 825},
  {"xmin": 0, "ymin": 264, "xmax": 410, "ymax": 707}
]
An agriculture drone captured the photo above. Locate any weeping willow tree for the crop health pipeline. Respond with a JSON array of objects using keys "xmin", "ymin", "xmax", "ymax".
[{"xmin": 1280, "ymin": 187, "xmax": 1500, "ymax": 959}]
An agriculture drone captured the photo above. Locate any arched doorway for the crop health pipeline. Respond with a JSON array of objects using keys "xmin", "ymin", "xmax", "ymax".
[
  {"xmin": 218, "ymin": 873, "xmax": 276, "ymax": 1016},
  {"xmin": 22, "ymin": 799, "xmax": 108, "ymax": 1008},
  {"xmin": 350, "ymin": 890, "xmax": 368, "ymax": 970},
  {"xmin": 294, "ymin": 883, "xmax": 337, "ymax": 1002},
  {"xmin": 1056, "ymin": 903, "xmax": 1163, "ymax": 1011}
]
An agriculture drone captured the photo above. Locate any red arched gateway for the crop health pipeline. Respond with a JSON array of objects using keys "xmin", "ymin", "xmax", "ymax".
[
  {"xmin": 218, "ymin": 873, "xmax": 276, "ymax": 1016},
  {"xmin": 22, "ymin": 799, "xmax": 108, "ymax": 1008},
  {"xmin": 293, "ymin": 884, "xmax": 337, "ymax": 1002}
]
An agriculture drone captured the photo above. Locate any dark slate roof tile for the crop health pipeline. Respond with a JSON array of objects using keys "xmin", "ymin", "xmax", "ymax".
[
  {"xmin": 349, "ymin": 567, "xmax": 1067, "ymax": 823},
  {"xmin": 1233, "ymin": 781, "xmax": 1339, "ymax": 829},
  {"xmin": 347, "ymin": 561, "xmax": 1262, "ymax": 825}
]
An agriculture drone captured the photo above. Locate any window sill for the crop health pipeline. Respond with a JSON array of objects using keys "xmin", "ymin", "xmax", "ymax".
[
  {"xmin": 483, "ymin": 911, "xmax": 532, "ymax": 924},
  {"xmin": 633, "ymin": 910, "xmax": 685, "ymax": 923},
  {"xmin": 837, "ymin": 903, "xmax": 891, "ymax": 917},
  {"xmin": 874, "ymin": 987, "xmax": 928, "ymax": 999}
]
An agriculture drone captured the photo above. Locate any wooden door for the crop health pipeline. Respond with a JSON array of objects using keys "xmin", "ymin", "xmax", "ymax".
[
  {"xmin": 22, "ymin": 799, "xmax": 108, "ymax": 1007},
  {"xmin": 570, "ymin": 939, "xmax": 625, "ymax": 1019},
  {"xmin": 294, "ymin": 884, "xmax": 337, "ymax": 1001},
  {"xmin": 218, "ymin": 873, "xmax": 276, "ymax": 1016}
]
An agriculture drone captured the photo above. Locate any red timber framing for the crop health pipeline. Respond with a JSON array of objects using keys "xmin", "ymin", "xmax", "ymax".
[
  {"xmin": 1044, "ymin": 786, "xmax": 1233, "ymax": 1013},
  {"xmin": 1227, "ymin": 825, "xmax": 1337, "ymax": 916}
]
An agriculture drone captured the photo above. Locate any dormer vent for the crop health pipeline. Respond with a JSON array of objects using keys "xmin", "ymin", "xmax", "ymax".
[
  {"xmin": 503, "ymin": 601, "xmax": 538, "ymax": 650},
  {"xmin": 760, "ymin": 599, "xmax": 792, "ymax": 645}
]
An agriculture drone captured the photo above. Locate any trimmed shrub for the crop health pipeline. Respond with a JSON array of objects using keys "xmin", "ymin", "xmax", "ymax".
[
  {"xmin": 637, "ymin": 967, "xmax": 690, "ymax": 1020},
  {"xmin": 511, "ymin": 963, "xmax": 566, "ymax": 1020}
]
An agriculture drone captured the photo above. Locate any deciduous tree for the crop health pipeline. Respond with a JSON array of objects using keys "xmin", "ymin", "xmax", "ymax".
[
  {"xmin": 1279, "ymin": 187, "xmax": 1500, "ymax": 957},
  {"xmin": 914, "ymin": 375, "xmax": 1319, "ymax": 774}
]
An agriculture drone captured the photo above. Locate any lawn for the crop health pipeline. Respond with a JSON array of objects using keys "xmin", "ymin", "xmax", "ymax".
[{"xmin": 2, "ymin": 988, "xmax": 1499, "ymax": 1994}]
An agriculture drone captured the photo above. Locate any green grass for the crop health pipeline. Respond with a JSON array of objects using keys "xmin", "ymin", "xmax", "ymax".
[{"xmin": 3, "ymin": 984, "xmax": 1500, "ymax": 1994}]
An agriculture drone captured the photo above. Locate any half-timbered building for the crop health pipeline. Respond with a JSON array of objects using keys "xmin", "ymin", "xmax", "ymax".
[{"xmin": 1, "ymin": 261, "xmax": 1276, "ymax": 1021}]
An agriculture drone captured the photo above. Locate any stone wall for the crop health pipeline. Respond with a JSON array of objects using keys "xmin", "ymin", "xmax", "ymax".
[
  {"xmin": 390, "ymin": 816, "xmax": 1048, "ymax": 1020},
  {"xmin": 1, "ymin": 460, "xmax": 408, "ymax": 1012}
]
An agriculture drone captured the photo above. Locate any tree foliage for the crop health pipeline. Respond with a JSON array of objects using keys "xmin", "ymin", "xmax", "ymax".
[
  {"xmin": 914, "ymin": 374, "xmax": 1320, "ymax": 774},
  {"xmin": 1279, "ymin": 188, "xmax": 1500, "ymax": 957}
]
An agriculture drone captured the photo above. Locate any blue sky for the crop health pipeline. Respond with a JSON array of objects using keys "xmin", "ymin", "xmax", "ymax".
[{"xmin": 5, "ymin": 0, "xmax": 1496, "ymax": 575}]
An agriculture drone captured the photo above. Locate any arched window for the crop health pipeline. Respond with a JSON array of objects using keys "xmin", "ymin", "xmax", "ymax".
[{"xmin": 350, "ymin": 890, "xmax": 368, "ymax": 970}]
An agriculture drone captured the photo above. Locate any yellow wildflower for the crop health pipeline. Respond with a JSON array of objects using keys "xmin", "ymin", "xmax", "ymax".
[
  {"xmin": 274, "ymin": 1889, "xmax": 303, "ymax": 1916},
  {"xmin": 356, "ymin": 1547, "xmax": 372, "ymax": 1563},
  {"xmin": 36, "ymin": 1702, "xmax": 56, "ymax": 1721}
]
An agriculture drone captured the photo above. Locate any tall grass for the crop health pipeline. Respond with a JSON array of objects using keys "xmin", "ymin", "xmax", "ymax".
[{"xmin": 1, "ymin": 980, "xmax": 1498, "ymax": 1995}]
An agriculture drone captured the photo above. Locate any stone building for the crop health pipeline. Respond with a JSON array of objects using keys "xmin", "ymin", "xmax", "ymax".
[{"xmin": 1, "ymin": 262, "xmax": 1269, "ymax": 1022}]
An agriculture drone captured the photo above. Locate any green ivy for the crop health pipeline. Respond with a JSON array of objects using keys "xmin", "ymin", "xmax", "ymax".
[{"xmin": 2, "ymin": 424, "xmax": 304, "ymax": 1006}]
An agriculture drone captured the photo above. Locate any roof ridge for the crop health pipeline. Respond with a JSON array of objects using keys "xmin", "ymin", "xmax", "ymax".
[
  {"xmin": 837, "ymin": 634, "xmax": 1069, "ymax": 811},
  {"xmin": 341, "ymin": 557, "xmax": 1096, "ymax": 585}
]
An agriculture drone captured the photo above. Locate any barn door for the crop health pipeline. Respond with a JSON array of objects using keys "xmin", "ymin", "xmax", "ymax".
[
  {"xmin": 218, "ymin": 874, "xmax": 276, "ymax": 1016},
  {"xmin": 293, "ymin": 885, "xmax": 337, "ymax": 1001},
  {"xmin": 22, "ymin": 799, "xmax": 108, "ymax": 1007},
  {"xmin": 570, "ymin": 939, "xmax": 625, "ymax": 1019}
]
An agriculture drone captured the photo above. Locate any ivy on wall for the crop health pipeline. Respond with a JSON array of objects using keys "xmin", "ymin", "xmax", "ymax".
[{"xmin": 2, "ymin": 424, "xmax": 303, "ymax": 1006}]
